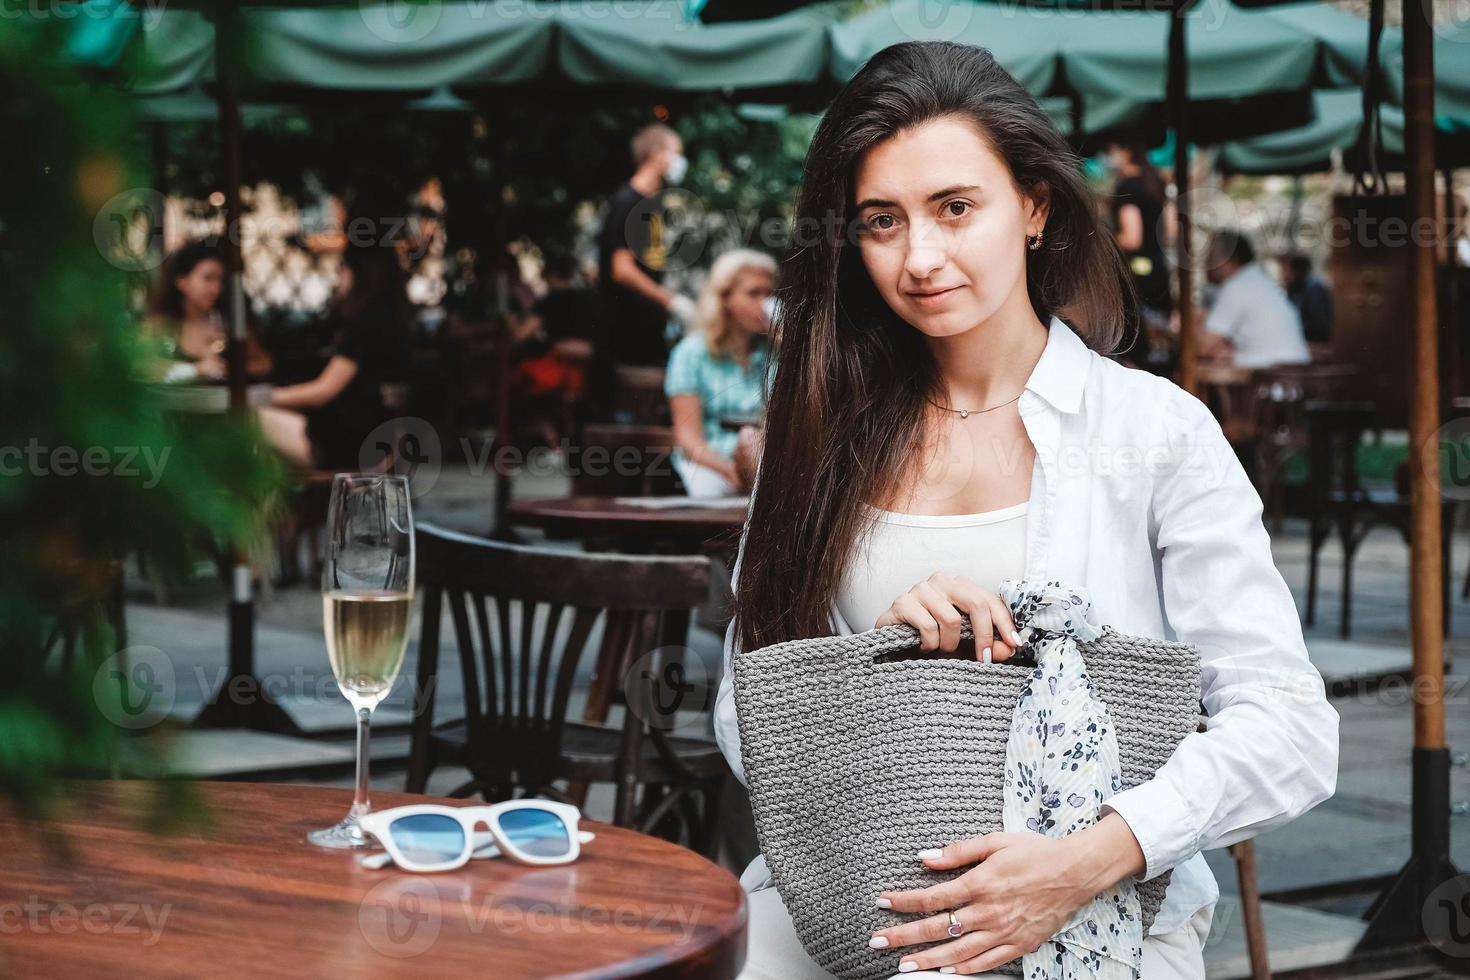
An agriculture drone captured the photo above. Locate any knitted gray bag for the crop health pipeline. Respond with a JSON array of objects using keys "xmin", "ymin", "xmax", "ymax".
[{"xmin": 732, "ymin": 608, "xmax": 1202, "ymax": 979}]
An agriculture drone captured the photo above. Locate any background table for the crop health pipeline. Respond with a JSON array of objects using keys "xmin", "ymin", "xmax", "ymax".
[
  {"xmin": 2, "ymin": 781, "xmax": 747, "ymax": 978},
  {"xmin": 505, "ymin": 495, "xmax": 749, "ymax": 548}
]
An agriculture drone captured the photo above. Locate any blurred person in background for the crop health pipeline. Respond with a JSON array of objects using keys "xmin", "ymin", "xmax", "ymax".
[
  {"xmin": 590, "ymin": 122, "xmax": 698, "ymax": 419},
  {"xmin": 1281, "ymin": 252, "xmax": 1333, "ymax": 344},
  {"xmin": 510, "ymin": 250, "xmax": 602, "ymax": 448},
  {"xmin": 664, "ymin": 249, "xmax": 774, "ymax": 497},
  {"xmin": 257, "ymin": 241, "xmax": 413, "ymax": 469},
  {"xmin": 145, "ymin": 239, "xmax": 273, "ymax": 381},
  {"xmin": 1105, "ymin": 141, "xmax": 1173, "ymax": 330},
  {"xmin": 1197, "ymin": 230, "xmax": 1310, "ymax": 369}
]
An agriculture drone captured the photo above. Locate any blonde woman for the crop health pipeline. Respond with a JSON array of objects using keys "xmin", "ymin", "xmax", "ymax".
[{"xmin": 664, "ymin": 248, "xmax": 775, "ymax": 497}]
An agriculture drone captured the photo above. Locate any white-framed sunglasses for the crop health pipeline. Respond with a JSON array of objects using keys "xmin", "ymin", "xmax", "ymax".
[{"xmin": 357, "ymin": 800, "xmax": 595, "ymax": 873}]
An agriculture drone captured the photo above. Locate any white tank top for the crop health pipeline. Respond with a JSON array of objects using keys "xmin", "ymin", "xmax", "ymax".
[{"xmin": 835, "ymin": 500, "xmax": 1029, "ymax": 633}]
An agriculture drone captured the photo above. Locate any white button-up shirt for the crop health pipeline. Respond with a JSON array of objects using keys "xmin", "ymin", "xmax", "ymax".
[{"xmin": 713, "ymin": 314, "xmax": 1340, "ymax": 937}]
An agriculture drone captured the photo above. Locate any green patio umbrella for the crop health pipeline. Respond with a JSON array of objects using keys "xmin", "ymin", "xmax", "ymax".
[
  {"xmin": 830, "ymin": 0, "xmax": 1062, "ymax": 96},
  {"xmin": 555, "ymin": 0, "xmax": 841, "ymax": 92},
  {"xmin": 827, "ymin": 0, "xmax": 1392, "ymax": 143},
  {"xmin": 1385, "ymin": 20, "xmax": 1470, "ymax": 129},
  {"xmin": 63, "ymin": 4, "xmax": 214, "ymax": 95},
  {"xmin": 1217, "ymin": 88, "xmax": 1405, "ymax": 174},
  {"xmin": 66, "ymin": 0, "xmax": 843, "ymax": 97},
  {"xmin": 243, "ymin": 4, "xmax": 556, "ymax": 89}
]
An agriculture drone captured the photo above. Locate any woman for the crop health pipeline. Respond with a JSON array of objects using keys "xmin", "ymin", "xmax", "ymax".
[
  {"xmin": 1106, "ymin": 141, "xmax": 1174, "ymax": 331},
  {"xmin": 714, "ymin": 42, "xmax": 1338, "ymax": 979},
  {"xmin": 258, "ymin": 242, "xmax": 412, "ymax": 469},
  {"xmin": 663, "ymin": 248, "xmax": 774, "ymax": 497},
  {"xmin": 145, "ymin": 240, "xmax": 272, "ymax": 381}
]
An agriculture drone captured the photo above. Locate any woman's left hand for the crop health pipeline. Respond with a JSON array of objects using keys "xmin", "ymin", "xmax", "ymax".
[{"xmin": 869, "ymin": 832, "xmax": 1098, "ymax": 975}]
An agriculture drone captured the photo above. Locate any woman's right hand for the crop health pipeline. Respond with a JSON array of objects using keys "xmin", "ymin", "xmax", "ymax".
[{"xmin": 873, "ymin": 572, "xmax": 1024, "ymax": 662}]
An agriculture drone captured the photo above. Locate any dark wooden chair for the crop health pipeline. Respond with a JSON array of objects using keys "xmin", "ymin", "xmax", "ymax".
[
  {"xmin": 1251, "ymin": 363, "xmax": 1358, "ymax": 532},
  {"xmin": 571, "ymin": 423, "xmax": 684, "ymax": 498},
  {"xmin": 1304, "ymin": 401, "xmax": 1455, "ymax": 638},
  {"xmin": 405, "ymin": 523, "xmax": 729, "ymax": 857},
  {"xmin": 613, "ymin": 365, "xmax": 671, "ymax": 426}
]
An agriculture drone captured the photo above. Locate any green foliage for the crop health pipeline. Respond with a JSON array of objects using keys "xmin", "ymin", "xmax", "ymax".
[{"xmin": 0, "ymin": 23, "xmax": 285, "ymax": 821}]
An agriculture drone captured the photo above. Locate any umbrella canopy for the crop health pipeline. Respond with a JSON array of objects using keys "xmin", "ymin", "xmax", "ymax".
[
  {"xmin": 555, "ymin": 0, "xmax": 840, "ymax": 90},
  {"xmin": 64, "ymin": 4, "xmax": 214, "ymax": 95},
  {"xmin": 827, "ymin": 0, "xmax": 1393, "ymax": 142},
  {"xmin": 246, "ymin": 4, "xmax": 556, "ymax": 89},
  {"xmin": 1217, "ymin": 89, "xmax": 1404, "ymax": 174},
  {"xmin": 1385, "ymin": 20, "xmax": 1470, "ymax": 129},
  {"xmin": 62, "ymin": 0, "xmax": 841, "ymax": 98},
  {"xmin": 829, "ymin": 0, "xmax": 1063, "ymax": 95}
]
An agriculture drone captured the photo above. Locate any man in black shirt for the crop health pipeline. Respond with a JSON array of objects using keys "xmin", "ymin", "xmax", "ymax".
[{"xmin": 590, "ymin": 123, "xmax": 696, "ymax": 418}]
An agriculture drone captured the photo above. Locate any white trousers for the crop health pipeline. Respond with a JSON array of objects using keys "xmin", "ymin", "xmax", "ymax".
[
  {"xmin": 673, "ymin": 451, "xmax": 739, "ymax": 498},
  {"xmin": 736, "ymin": 885, "xmax": 1213, "ymax": 980}
]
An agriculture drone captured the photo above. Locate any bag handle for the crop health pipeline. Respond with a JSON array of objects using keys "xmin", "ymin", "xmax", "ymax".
[{"xmin": 846, "ymin": 614, "xmax": 1022, "ymax": 668}]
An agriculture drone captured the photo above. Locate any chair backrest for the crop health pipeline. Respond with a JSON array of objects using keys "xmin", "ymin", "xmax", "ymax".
[
  {"xmin": 1304, "ymin": 400, "xmax": 1377, "ymax": 502},
  {"xmin": 572, "ymin": 423, "xmax": 682, "ymax": 497},
  {"xmin": 613, "ymin": 365, "xmax": 670, "ymax": 426},
  {"xmin": 1254, "ymin": 364, "xmax": 1361, "ymax": 453},
  {"xmin": 414, "ymin": 522, "xmax": 711, "ymax": 790}
]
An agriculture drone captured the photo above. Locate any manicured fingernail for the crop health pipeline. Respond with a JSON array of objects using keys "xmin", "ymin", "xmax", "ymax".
[
  {"xmin": 899, "ymin": 962, "xmax": 918, "ymax": 973},
  {"xmin": 876, "ymin": 897, "xmax": 892, "ymax": 908},
  {"xmin": 982, "ymin": 646, "xmax": 992, "ymax": 664},
  {"xmin": 1011, "ymin": 630, "xmax": 1023, "ymax": 645},
  {"xmin": 918, "ymin": 848, "xmax": 942, "ymax": 860},
  {"xmin": 869, "ymin": 936, "xmax": 890, "ymax": 948},
  {"xmin": 941, "ymin": 968, "xmax": 957, "ymax": 975}
]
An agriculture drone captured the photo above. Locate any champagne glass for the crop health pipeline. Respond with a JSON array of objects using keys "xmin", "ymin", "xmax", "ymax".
[{"xmin": 309, "ymin": 474, "xmax": 415, "ymax": 848}]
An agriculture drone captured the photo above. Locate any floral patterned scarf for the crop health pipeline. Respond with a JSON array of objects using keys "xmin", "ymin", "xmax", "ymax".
[{"xmin": 998, "ymin": 579, "xmax": 1144, "ymax": 980}]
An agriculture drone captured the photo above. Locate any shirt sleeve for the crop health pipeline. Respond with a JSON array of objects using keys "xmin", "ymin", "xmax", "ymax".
[
  {"xmin": 714, "ymin": 524, "xmax": 751, "ymax": 787},
  {"xmin": 664, "ymin": 336, "xmax": 702, "ymax": 398},
  {"xmin": 1099, "ymin": 385, "xmax": 1340, "ymax": 882},
  {"xmin": 1204, "ymin": 279, "xmax": 1243, "ymax": 340}
]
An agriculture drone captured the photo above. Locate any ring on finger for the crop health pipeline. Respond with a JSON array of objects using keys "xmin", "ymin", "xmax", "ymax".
[{"xmin": 946, "ymin": 910, "xmax": 965, "ymax": 938}]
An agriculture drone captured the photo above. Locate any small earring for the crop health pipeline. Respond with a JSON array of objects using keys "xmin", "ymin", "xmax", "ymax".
[{"xmin": 1028, "ymin": 231, "xmax": 1043, "ymax": 252}]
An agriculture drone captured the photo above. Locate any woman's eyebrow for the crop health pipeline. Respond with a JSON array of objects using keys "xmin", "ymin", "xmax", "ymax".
[{"xmin": 854, "ymin": 184, "xmax": 981, "ymax": 211}]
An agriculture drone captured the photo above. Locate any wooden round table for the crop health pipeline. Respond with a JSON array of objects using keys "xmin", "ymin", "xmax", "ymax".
[
  {"xmin": 505, "ymin": 496, "xmax": 749, "ymax": 548},
  {"xmin": 2, "ymin": 781, "xmax": 747, "ymax": 978}
]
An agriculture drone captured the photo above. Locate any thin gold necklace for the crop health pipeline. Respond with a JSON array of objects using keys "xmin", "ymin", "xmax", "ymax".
[{"xmin": 926, "ymin": 391, "xmax": 1023, "ymax": 419}]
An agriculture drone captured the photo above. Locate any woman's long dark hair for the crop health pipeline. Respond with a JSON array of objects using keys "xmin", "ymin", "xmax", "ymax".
[
  {"xmin": 146, "ymin": 239, "xmax": 223, "ymax": 321},
  {"xmin": 334, "ymin": 238, "xmax": 413, "ymax": 353},
  {"xmin": 733, "ymin": 41, "xmax": 1134, "ymax": 654}
]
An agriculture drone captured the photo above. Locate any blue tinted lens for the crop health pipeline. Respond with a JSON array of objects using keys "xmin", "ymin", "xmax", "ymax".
[
  {"xmin": 498, "ymin": 808, "xmax": 571, "ymax": 859},
  {"xmin": 388, "ymin": 813, "xmax": 466, "ymax": 864}
]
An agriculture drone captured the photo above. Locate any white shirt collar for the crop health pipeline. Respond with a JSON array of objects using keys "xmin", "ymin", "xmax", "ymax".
[{"xmin": 1022, "ymin": 315, "xmax": 1093, "ymax": 416}]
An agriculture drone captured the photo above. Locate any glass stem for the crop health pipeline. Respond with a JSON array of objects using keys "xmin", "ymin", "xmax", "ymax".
[{"xmin": 351, "ymin": 705, "xmax": 372, "ymax": 820}]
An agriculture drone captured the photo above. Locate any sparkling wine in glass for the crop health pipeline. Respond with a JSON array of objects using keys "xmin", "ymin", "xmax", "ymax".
[{"xmin": 309, "ymin": 474, "xmax": 414, "ymax": 849}]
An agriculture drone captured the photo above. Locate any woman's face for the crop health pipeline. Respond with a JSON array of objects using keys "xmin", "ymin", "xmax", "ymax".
[
  {"xmin": 852, "ymin": 115, "xmax": 1046, "ymax": 340},
  {"xmin": 724, "ymin": 267, "xmax": 775, "ymax": 336},
  {"xmin": 175, "ymin": 258, "xmax": 224, "ymax": 317}
]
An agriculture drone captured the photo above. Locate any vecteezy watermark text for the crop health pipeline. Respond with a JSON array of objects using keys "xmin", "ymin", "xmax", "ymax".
[
  {"xmin": 0, "ymin": 898, "xmax": 171, "ymax": 946},
  {"xmin": 0, "ymin": 440, "xmax": 170, "ymax": 488}
]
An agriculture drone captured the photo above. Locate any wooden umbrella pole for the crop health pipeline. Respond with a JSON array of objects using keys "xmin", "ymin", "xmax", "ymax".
[
  {"xmin": 1355, "ymin": 0, "xmax": 1459, "ymax": 952},
  {"xmin": 219, "ymin": 3, "xmax": 246, "ymax": 416},
  {"xmin": 1169, "ymin": 5, "xmax": 1196, "ymax": 397},
  {"xmin": 1403, "ymin": 0, "xmax": 1447, "ymax": 760},
  {"xmin": 193, "ymin": 1, "xmax": 297, "ymax": 735}
]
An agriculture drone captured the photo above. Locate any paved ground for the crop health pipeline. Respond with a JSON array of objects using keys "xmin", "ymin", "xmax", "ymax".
[{"xmin": 119, "ymin": 462, "xmax": 1470, "ymax": 977}]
